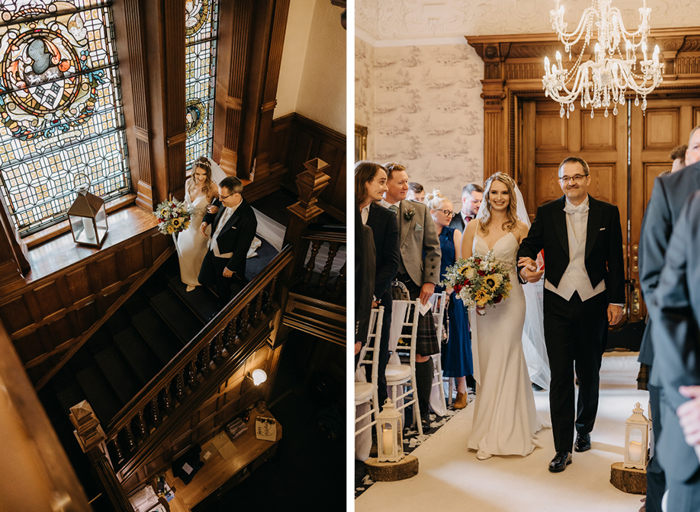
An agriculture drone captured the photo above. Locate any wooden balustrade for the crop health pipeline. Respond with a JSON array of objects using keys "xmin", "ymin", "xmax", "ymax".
[
  {"xmin": 292, "ymin": 225, "xmax": 346, "ymax": 305},
  {"xmin": 101, "ymin": 247, "xmax": 292, "ymax": 479}
]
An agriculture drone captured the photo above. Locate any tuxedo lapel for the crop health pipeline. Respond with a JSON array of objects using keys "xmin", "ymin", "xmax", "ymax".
[
  {"xmin": 585, "ymin": 196, "xmax": 602, "ymax": 260},
  {"xmin": 552, "ymin": 196, "xmax": 569, "ymax": 257}
]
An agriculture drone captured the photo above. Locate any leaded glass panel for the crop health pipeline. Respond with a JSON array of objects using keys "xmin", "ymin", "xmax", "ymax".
[
  {"xmin": 185, "ymin": 0, "xmax": 218, "ymax": 168},
  {"xmin": 0, "ymin": 0, "xmax": 130, "ymax": 236}
]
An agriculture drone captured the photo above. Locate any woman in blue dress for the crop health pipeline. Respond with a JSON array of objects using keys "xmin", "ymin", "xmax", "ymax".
[{"xmin": 426, "ymin": 190, "xmax": 474, "ymax": 409}]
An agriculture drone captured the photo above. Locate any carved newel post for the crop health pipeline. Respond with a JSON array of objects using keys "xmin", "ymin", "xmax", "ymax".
[
  {"xmin": 283, "ymin": 158, "xmax": 331, "ymax": 250},
  {"xmin": 70, "ymin": 401, "xmax": 132, "ymax": 511}
]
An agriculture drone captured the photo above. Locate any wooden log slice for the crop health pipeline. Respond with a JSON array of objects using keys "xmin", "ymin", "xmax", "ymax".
[
  {"xmin": 365, "ymin": 455, "xmax": 419, "ymax": 482},
  {"xmin": 610, "ymin": 462, "xmax": 647, "ymax": 495}
]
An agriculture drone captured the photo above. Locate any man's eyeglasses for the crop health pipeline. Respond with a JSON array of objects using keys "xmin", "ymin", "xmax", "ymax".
[
  {"xmin": 220, "ymin": 191, "xmax": 236, "ymax": 200},
  {"xmin": 558, "ymin": 174, "xmax": 588, "ymax": 184},
  {"xmin": 437, "ymin": 209, "xmax": 455, "ymax": 217}
]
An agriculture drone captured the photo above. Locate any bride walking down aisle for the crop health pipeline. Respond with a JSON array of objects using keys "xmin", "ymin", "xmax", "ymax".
[{"xmin": 461, "ymin": 173, "xmax": 548, "ymax": 460}]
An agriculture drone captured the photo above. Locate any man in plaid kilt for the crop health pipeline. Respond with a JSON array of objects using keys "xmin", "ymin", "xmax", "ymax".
[{"xmin": 382, "ymin": 162, "xmax": 441, "ymax": 431}]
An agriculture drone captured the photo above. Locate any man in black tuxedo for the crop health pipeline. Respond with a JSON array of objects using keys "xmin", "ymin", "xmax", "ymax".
[
  {"xmin": 199, "ymin": 176, "xmax": 257, "ymax": 308},
  {"xmin": 518, "ymin": 156, "xmax": 625, "ymax": 473},
  {"xmin": 638, "ymin": 126, "xmax": 700, "ymax": 511},
  {"xmin": 649, "ymin": 190, "xmax": 700, "ymax": 512},
  {"xmin": 449, "ymin": 183, "xmax": 483, "ymax": 233}
]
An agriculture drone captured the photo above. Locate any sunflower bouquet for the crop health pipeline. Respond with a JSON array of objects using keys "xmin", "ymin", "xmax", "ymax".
[
  {"xmin": 442, "ymin": 251, "xmax": 513, "ymax": 314},
  {"xmin": 154, "ymin": 199, "xmax": 192, "ymax": 235}
]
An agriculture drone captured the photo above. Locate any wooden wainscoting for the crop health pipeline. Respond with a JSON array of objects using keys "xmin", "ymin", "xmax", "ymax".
[
  {"xmin": 272, "ymin": 113, "xmax": 346, "ymax": 223},
  {"xmin": 0, "ymin": 208, "xmax": 172, "ymax": 388}
]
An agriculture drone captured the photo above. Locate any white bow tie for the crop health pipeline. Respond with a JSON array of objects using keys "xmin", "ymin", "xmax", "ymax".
[{"xmin": 564, "ymin": 202, "xmax": 589, "ymax": 215}]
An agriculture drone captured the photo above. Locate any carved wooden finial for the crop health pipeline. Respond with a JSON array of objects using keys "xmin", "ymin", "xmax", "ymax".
[
  {"xmin": 288, "ymin": 158, "xmax": 331, "ymax": 222},
  {"xmin": 69, "ymin": 400, "xmax": 106, "ymax": 453}
]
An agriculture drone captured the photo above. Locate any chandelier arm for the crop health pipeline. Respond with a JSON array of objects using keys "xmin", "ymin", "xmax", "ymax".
[
  {"xmin": 608, "ymin": 7, "xmax": 648, "ymax": 41},
  {"xmin": 556, "ymin": 8, "xmax": 596, "ymax": 47}
]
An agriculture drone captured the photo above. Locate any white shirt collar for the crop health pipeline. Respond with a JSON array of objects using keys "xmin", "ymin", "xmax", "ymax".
[{"xmin": 564, "ymin": 195, "xmax": 589, "ymax": 209}]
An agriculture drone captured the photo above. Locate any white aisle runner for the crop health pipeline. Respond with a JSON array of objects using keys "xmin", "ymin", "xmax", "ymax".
[{"xmin": 356, "ymin": 353, "xmax": 648, "ymax": 512}]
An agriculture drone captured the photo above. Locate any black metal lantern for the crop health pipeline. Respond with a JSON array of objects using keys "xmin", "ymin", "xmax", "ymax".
[{"xmin": 67, "ymin": 174, "xmax": 108, "ymax": 247}]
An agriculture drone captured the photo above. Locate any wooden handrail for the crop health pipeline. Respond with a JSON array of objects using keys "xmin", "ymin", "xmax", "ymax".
[{"xmin": 104, "ymin": 246, "xmax": 293, "ymax": 439}]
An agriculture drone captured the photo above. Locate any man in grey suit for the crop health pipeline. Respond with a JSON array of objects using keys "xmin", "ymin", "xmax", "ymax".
[
  {"xmin": 649, "ymin": 190, "xmax": 700, "ymax": 511},
  {"xmin": 382, "ymin": 162, "xmax": 441, "ymax": 430},
  {"xmin": 639, "ymin": 125, "xmax": 700, "ymax": 512}
]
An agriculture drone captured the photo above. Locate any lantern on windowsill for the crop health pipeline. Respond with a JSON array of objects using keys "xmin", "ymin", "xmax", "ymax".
[
  {"xmin": 377, "ymin": 398, "xmax": 404, "ymax": 463},
  {"xmin": 68, "ymin": 174, "xmax": 108, "ymax": 248},
  {"xmin": 624, "ymin": 402, "xmax": 650, "ymax": 471}
]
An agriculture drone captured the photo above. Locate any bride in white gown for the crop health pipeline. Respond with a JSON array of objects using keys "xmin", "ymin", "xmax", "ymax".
[
  {"xmin": 461, "ymin": 172, "xmax": 548, "ymax": 460},
  {"xmin": 176, "ymin": 156, "xmax": 225, "ymax": 291}
]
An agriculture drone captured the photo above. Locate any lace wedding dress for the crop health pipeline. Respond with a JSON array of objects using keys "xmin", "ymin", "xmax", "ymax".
[
  {"xmin": 176, "ymin": 187, "xmax": 209, "ymax": 288},
  {"xmin": 468, "ymin": 232, "xmax": 547, "ymax": 456}
]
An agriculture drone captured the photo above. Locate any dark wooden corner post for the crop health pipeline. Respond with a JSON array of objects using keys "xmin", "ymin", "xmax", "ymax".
[
  {"xmin": 0, "ymin": 194, "xmax": 29, "ymax": 295},
  {"xmin": 284, "ymin": 158, "xmax": 331, "ymax": 252},
  {"xmin": 467, "ymin": 38, "xmax": 510, "ymax": 180},
  {"xmin": 215, "ymin": 0, "xmax": 291, "ymax": 180},
  {"xmin": 114, "ymin": 0, "xmax": 186, "ymax": 206},
  {"xmin": 71, "ymin": 401, "xmax": 133, "ymax": 512}
]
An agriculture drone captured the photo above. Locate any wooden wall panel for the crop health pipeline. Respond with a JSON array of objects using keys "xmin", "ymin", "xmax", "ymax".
[
  {"xmin": 279, "ymin": 114, "xmax": 346, "ymax": 222},
  {"xmin": 644, "ymin": 109, "xmax": 680, "ymax": 149},
  {"xmin": 536, "ymin": 113, "xmax": 568, "ymax": 151},
  {"xmin": 645, "ymin": 164, "xmax": 670, "ymax": 206},
  {"xmin": 534, "ymin": 166, "xmax": 562, "ymax": 205},
  {"xmin": 0, "ymin": 228, "xmax": 172, "ymax": 386},
  {"xmin": 582, "ymin": 114, "xmax": 616, "ymax": 150},
  {"xmin": 586, "ymin": 164, "xmax": 615, "ymax": 204}
]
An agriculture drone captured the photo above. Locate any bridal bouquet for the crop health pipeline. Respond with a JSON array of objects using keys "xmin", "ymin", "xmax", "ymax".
[
  {"xmin": 154, "ymin": 199, "xmax": 192, "ymax": 235},
  {"xmin": 442, "ymin": 251, "xmax": 513, "ymax": 313}
]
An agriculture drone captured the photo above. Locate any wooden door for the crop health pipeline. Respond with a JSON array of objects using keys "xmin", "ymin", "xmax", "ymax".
[
  {"xmin": 629, "ymin": 98, "xmax": 700, "ymax": 321},
  {"xmin": 521, "ymin": 99, "xmax": 629, "ymax": 320}
]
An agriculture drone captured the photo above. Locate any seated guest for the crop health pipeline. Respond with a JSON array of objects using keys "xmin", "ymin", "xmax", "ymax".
[
  {"xmin": 356, "ymin": 161, "xmax": 399, "ymax": 410},
  {"xmin": 406, "ymin": 181, "xmax": 425, "ymax": 203},
  {"xmin": 450, "ymin": 183, "xmax": 483, "ymax": 232},
  {"xmin": 426, "ymin": 190, "xmax": 473, "ymax": 409},
  {"xmin": 199, "ymin": 176, "xmax": 257, "ymax": 309}
]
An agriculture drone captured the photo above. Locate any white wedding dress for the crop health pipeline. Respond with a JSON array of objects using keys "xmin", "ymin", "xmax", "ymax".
[
  {"xmin": 176, "ymin": 187, "xmax": 210, "ymax": 287},
  {"xmin": 468, "ymin": 232, "xmax": 547, "ymax": 456}
]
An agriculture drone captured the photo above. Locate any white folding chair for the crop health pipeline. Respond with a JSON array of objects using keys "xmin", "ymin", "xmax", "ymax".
[
  {"xmin": 429, "ymin": 291, "xmax": 448, "ymax": 416},
  {"xmin": 385, "ymin": 299, "xmax": 423, "ymax": 436},
  {"xmin": 355, "ymin": 307, "xmax": 384, "ymax": 439}
]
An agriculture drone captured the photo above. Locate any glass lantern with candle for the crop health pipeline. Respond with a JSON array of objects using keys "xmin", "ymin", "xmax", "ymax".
[
  {"xmin": 376, "ymin": 398, "xmax": 404, "ymax": 463},
  {"xmin": 624, "ymin": 402, "xmax": 650, "ymax": 470},
  {"xmin": 67, "ymin": 174, "xmax": 108, "ymax": 248}
]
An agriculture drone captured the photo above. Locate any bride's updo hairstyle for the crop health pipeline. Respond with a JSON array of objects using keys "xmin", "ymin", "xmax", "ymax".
[
  {"xmin": 425, "ymin": 189, "xmax": 448, "ymax": 214},
  {"xmin": 188, "ymin": 156, "xmax": 214, "ymax": 195},
  {"xmin": 478, "ymin": 172, "xmax": 519, "ymax": 235}
]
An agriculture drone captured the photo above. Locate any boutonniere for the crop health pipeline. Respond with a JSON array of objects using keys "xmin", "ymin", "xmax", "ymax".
[{"xmin": 404, "ymin": 207, "xmax": 416, "ymax": 221}]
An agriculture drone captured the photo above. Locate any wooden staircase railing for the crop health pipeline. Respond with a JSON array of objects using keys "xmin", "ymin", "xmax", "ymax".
[{"xmin": 100, "ymin": 246, "xmax": 292, "ymax": 483}]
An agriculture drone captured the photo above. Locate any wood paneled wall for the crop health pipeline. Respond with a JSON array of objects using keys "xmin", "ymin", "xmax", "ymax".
[
  {"xmin": 0, "ymin": 228, "xmax": 171, "ymax": 387},
  {"xmin": 275, "ymin": 113, "xmax": 347, "ymax": 223}
]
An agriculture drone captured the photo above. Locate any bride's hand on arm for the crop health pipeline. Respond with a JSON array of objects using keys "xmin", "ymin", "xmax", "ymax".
[
  {"xmin": 518, "ymin": 256, "xmax": 544, "ymax": 283},
  {"xmin": 461, "ymin": 220, "xmax": 477, "ymax": 259}
]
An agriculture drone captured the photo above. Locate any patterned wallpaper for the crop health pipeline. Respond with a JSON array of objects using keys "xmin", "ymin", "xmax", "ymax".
[
  {"xmin": 364, "ymin": 42, "xmax": 484, "ymax": 209},
  {"xmin": 355, "ymin": 37, "xmax": 375, "ymax": 159},
  {"xmin": 357, "ymin": 0, "xmax": 700, "ymax": 41}
]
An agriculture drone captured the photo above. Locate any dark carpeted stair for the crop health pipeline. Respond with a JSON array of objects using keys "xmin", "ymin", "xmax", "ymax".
[{"xmin": 150, "ymin": 289, "xmax": 204, "ymax": 343}]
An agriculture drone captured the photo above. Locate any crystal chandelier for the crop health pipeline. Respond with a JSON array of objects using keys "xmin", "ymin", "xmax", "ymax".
[{"xmin": 542, "ymin": 0, "xmax": 664, "ymax": 118}]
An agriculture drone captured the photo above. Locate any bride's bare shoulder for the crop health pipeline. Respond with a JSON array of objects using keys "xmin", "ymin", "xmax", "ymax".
[{"xmin": 515, "ymin": 221, "xmax": 529, "ymax": 240}]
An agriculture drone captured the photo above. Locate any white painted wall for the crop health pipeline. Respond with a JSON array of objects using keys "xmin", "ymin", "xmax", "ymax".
[
  {"xmin": 296, "ymin": 1, "xmax": 347, "ymax": 134},
  {"xmin": 276, "ymin": 0, "xmax": 347, "ymax": 135},
  {"xmin": 276, "ymin": 0, "xmax": 315, "ymax": 118}
]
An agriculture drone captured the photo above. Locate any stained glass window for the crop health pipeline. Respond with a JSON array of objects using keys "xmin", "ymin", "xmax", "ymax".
[
  {"xmin": 0, "ymin": 0, "xmax": 130, "ymax": 236},
  {"xmin": 185, "ymin": 0, "xmax": 218, "ymax": 168}
]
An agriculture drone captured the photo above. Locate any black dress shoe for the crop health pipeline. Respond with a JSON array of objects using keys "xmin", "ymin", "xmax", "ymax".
[
  {"xmin": 548, "ymin": 451, "xmax": 572, "ymax": 473},
  {"xmin": 574, "ymin": 432, "xmax": 591, "ymax": 452}
]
